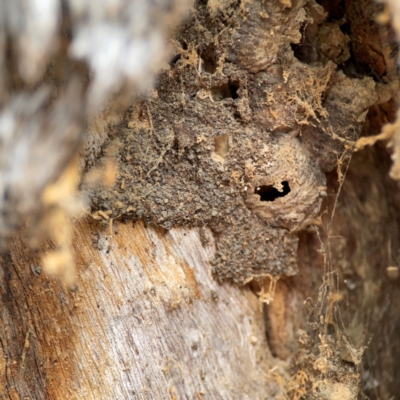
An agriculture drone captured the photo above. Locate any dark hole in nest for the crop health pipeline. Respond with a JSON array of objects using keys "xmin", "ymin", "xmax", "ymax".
[
  {"xmin": 169, "ymin": 54, "xmax": 181, "ymax": 66},
  {"xmin": 290, "ymin": 21, "xmax": 315, "ymax": 64},
  {"xmin": 255, "ymin": 181, "xmax": 291, "ymax": 202},
  {"xmin": 290, "ymin": 42, "xmax": 313, "ymax": 64},
  {"xmin": 316, "ymin": 0, "xmax": 345, "ymax": 21},
  {"xmin": 201, "ymin": 43, "xmax": 217, "ymax": 73},
  {"xmin": 211, "ymin": 80, "xmax": 239, "ymax": 101}
]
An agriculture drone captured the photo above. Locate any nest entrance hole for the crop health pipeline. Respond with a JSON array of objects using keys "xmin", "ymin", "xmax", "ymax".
[
  {"xmin": 211, "ymin": 81, "xmax": 239, "ymax": 101},
  {"xmin": 255, "ymin": 181, "xmax": 291, "ymax": 202},
  {"xmin": 170, "ymin": 54, "xmax": 181, "ymax": 65},
  {"xmin": 201, "ymin": 43, "xmax": 217, "ymax": 74}
]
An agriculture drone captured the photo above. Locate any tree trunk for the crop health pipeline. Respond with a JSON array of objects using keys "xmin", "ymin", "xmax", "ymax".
[
  {"xmin": 0, "ymin": 0, "xmax": 400, "ymax": 399},
  {"xmin": 2, "ymin": 220, "xmax": 280, "ymax": 399}
]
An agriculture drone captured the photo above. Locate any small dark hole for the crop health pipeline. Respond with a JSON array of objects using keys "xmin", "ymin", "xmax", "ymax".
[
  {"xmin": 289, "ymin": 20, "xmax": 322, "ymax": 65},
  {"xmin": 255, "ymin": 181, "xmax": 291, "ymax": 202},
  {"xmin": 229, "ymin": 81, "xmax": 239, "ymax": 99},
  {"xmin": 315, "ymin": 0, "xmax": 345, "ymax": 21},
  {"xmin": 201, "ymin": 43, "xmax": 217, "ymax": 74},
  {"xmin": 170, "ymin": 54, "xmax": 181, "ymax": 65},
  {"xmin": 340, "ymin": 21, "xmax": 351, "ymax": 35},
  {"xmin": 290, "ymin": 41, "xmax": 316, "ymax": 65},
  {"xmin": 326, "ymin": 323, "xmax": 336, "ymax": 337},
  {"xmin": 211, "ymin": 80, "xmax": 239, "ymax": 101}
]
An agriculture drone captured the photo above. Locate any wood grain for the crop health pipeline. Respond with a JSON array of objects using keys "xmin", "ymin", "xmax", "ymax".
[{"xmin": 0, "ymin": 219, "xmax": 283, "ymax": 399}]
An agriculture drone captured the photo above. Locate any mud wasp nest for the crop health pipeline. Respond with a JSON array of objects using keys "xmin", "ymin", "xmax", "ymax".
[{"xmin": 245, "ymin": 137, "xmax": 326, "ymax": 231}]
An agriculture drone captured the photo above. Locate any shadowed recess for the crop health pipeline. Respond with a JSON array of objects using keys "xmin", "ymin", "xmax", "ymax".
[
  {"xmin": 201, "ymin": 43, "xmax": 217, "ymax": 73},
  {"xmin": 211, "ymin": 81, "xmax": 239, "ymax": 101},
  {"xmin": 255, "ymin": 181, "xmax": 291, "ymax": 202}
]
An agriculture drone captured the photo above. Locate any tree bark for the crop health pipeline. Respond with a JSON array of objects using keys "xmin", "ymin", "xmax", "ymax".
[{"xmin": 0, "ymin": 1, "xmax": 399, "ymax": 399}]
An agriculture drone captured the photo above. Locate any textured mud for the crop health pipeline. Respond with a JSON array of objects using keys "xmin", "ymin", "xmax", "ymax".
[{"xmin": 86, "ymin": 0, "xmax": 388, "ymax": 283}]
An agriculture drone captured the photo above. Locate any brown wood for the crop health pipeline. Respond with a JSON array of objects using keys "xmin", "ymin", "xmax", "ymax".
[
  {"xmin": 0, "ymin": 0, "xmax": 400, "ymax": 399},
  {"xmin": 1, "ymin": 220, "xmax": 285, "ymax": 399}
]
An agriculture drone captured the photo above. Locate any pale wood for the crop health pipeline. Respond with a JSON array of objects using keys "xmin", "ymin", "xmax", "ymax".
[{"xmin": 0, "ymin": 219, "xmax": 285, "ymax": 399}]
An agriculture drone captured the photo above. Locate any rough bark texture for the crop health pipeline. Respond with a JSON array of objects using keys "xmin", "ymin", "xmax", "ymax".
[{"xmin": 0, "ymin": 0, "xmax": 399, "ymax": 399}]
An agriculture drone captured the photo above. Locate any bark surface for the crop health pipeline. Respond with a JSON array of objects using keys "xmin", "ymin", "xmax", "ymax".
[{"xmin": 0, "ymin": 0, "xmax": 399, "ymax": 399}]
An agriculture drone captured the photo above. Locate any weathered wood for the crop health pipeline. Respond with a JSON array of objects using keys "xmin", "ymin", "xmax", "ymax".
[
  {"xmin": 1, "ymin": 220, "xmax": 284, "ymax": 399},
  {"xmin": 0, "ymin": 1, "xmax": 400, "ymax": 399}
]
